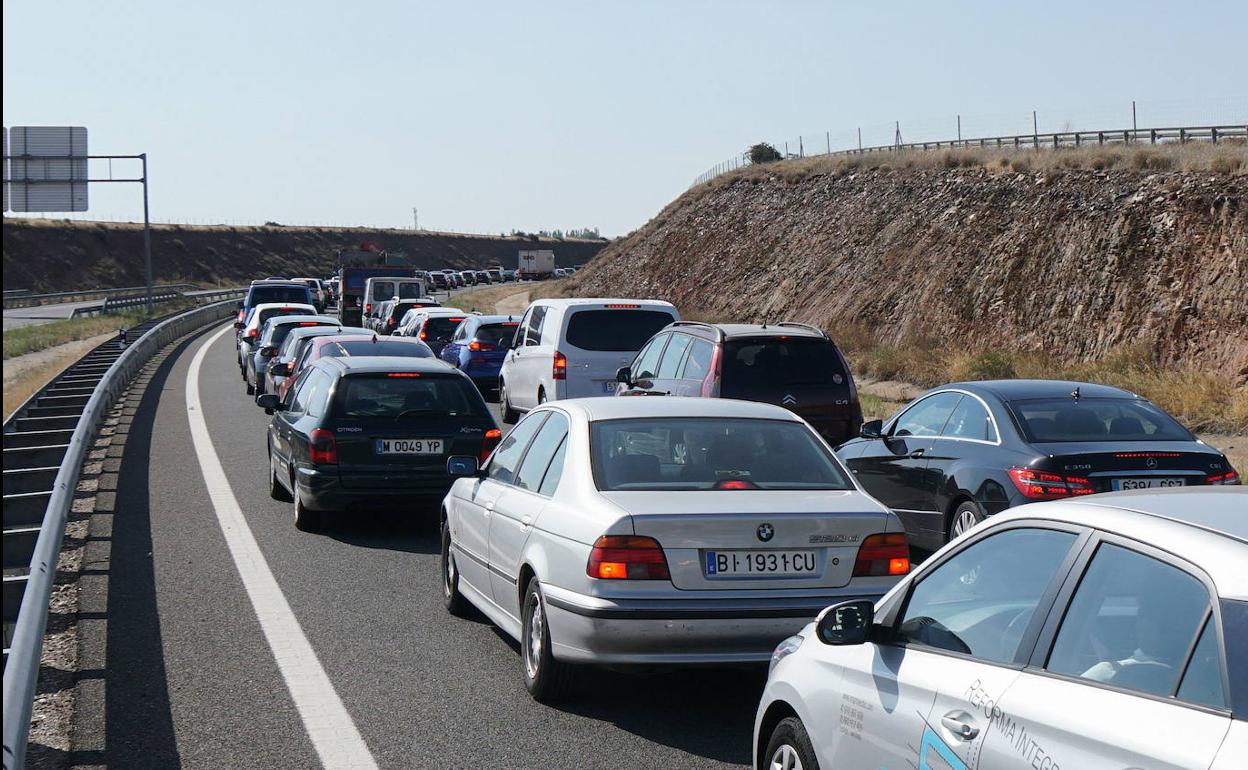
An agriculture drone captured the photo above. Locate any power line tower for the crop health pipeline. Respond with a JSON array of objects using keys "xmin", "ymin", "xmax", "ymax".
[{"xmin": 412, "ymin": 207, "xmax": 418, "ymax": 230}]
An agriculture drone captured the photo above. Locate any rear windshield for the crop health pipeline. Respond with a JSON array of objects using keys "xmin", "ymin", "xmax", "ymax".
[
  {"xmin": 476, "ymin": 322, "xmax": 519, "ymax": 347},
  {"xmin": 332, "ymin": 374, "xmax": 484, "ymax": 418},
  {"xmin": 722, "ymin": 338, "xmax": 847, "ymax": 388},
  {"xmin": 249, "ymin": 286, "xmax": 310, "ymax": 305},
  {"xmin": 328, "ymin": 340, "xmax": 433, "ymax": 358},
  {"xmin": 424, "ymin": 317, "xmax": 466, "ymax": 339},
  {"xmin": 1009, "ymin": 397, "xmax": 1193, "ymax": 442},
  {"xmin": 590, "ymin": 418, "xmax": 853, "ymax": 491},
  {"xmin": 396, "ymin": 283, "xmax": 424, "ymax": 299},
  {"xmin": 258, "ymin": 307, "xmax": 310, "ymax": 326},
  {"xmin": 268, "ymin": 321, "xmax": 332, "ymax": 346},
  {"xmin": 371, "ymin": 281, "xmax": 396, "ymax": 301},
  {"xmin": 390, "ymin": 302, "xmax": 422, "ymax": 320},
  {"xmin": 564, "ymin": 309, "xmax": 676, "ymax": 352}
]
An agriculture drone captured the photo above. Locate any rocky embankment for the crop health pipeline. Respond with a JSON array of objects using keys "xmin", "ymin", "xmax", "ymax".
[{"xmin": 570, "ymin": 165, "xmax": 1248, "ymax": 380}]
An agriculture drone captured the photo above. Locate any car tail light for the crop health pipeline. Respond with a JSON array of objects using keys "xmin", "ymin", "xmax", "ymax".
[
  {"xmin": 387, "ymin": 317, "xmax": 397, "ymax": 327},
  {"xmin": 1008, "ymin": 467, "xmax": 1095, "ymax": 500},
  {"xmin": 245, "ymin": 328, "xmax": 258, "ymax": 339},
  {"xmin": 309, "ymin": 428, "xmax": 337, "ymax": 465},
  {"xmin": 588, "ymin": 536, "xmax": 670, "ymax": 580},
  {"xmin": 468, "ymin": 340, "xmax": 496, "ymax": 352},
  {"xmin": 480, "ymin": 428, "xmax": 501, "ymax": 464},
  {"xmin": 365, "ymin": 303, "xmax": 372, "ymax": 314},
  {"xmin": 553, "ymin": 351, "xmax": 567, "ymax": 380},
  {"xmin": 604, "ymin": 304, "xmax": 640, "ymax": 309},
  {"xmin": 1207, "ymin": 468, "xmax": 1241, "ymax": 485},
  {"xmin": 853, "ymin": 533, "xmax": 910, "ymax": 577},
  {"xmin": 298, "ymin": 321, "xmax": 319, "ymax": 326}
]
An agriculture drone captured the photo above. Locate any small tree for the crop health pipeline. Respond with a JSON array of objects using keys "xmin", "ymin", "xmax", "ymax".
[{"xmin": 748, "ymin": 142, "xmax": 782, "ymax": 164}]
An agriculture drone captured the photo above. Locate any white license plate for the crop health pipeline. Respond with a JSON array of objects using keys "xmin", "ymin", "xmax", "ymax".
[
  {"xmin": 375, "ymin": 438, "xmax": 443, "ymax": 455},
  {"xmin": 1112, "ymin": 477, "xmax": 1184, "ymax": 490},
  {"xmin": 602, "ymin": 381, "xmax": 616, "ymax": 393},
  {"xmin": 704, "ymin": 550, "xmax": 817, "ymax": 577}
]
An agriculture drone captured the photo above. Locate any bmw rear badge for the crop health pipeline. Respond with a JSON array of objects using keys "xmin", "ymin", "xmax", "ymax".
[{"xmin": 757, "ymin": 523, "xmax": 774, "ymax": 542}]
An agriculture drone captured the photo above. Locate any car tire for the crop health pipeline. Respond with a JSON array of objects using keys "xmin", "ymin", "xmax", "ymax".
[
  {"xmin": 764, "ymin": 717, "xmax": 821, "ymax": 770},
  {"xmin": 500, "ymin": 382, "xmax": 519, "ymax": 425},
  {"xmin": 441, "ymin": 520, "xmax": 470, "ymax": 617},
  {"xmin": 269, "ymin": 451, "xmax": 293, "ymax": 502},
  {"xmin": 520, "ymin": 576, "xmax": 573, "ymax": 702},
  {"xmin": 246, "ymin": 382, "xmax": 255, "ymax": 396},
  {"xmin": 293, "ymin": 487, "xmax": 321, "ymax": 532},
  {"xmin": 948, "ymin": 499, "xmax": 984, "ymax": 542},
  {"xmin": 537, "ymin": 389, "xmax": 547, "ymax": 405}
]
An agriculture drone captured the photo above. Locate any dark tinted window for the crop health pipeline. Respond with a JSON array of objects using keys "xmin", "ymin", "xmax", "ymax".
[
  {"xmin": 1046, "ymin": 544, "xmax": 1210, "ymax": 699},
  {"xmin": 328, "ymin": 340, "xmax": 433, "ymax": 358},
  {"xmin": 899, "ymin": 528, "xmax": 1077, "ymax": 663},
  {"xmin": 893, "ymin": 392, "xmax": 962, "ymax": 437},
  {"xmin": 424, "ymin": 317, "xmax": 467, "ymax": 340},
  {"xmin": 591, "ymin": 418, "xmax": 853, "ymax": 491},
  {"xmin": 371, "ymin": 281, "xmax": 396, "ymax": 301},
  {"xmin": 396, "ymin": 283, "xmax": 424, "ymax": 299},
  {"xmin": 721, "ymin": 338, "xmax": 847, "ymax": 389},
  {"xmin": 249, "ymin": 286, "xmax": 311, "ymax": 305},
  {"xmin": 1010, "ymin": 398, "xmax": 1192, "ymax": 442},
  {"xmin": 265, "ymin": 320, "xmax": 332, "ymax": 345},
  {"xmin": 515, "ymin": 413, "xmax": 570, "ymax": 492},
  {"xmin": 564, "ymin": 309, "xmax": 677, "ymax": 352},
  {"xmin": 631, "ymin": 335, "xmax": 668, "ymax": 379},
  {"xmin": 390, "ymin": 302, "xmax": 422, "ymax": 321},
  {"xmin": 332, "ymin": 374, "xmax": 485, "ymax": 418},
  {"xmin": 300, "ymin": 370, "xmax": 334, "ymax": 418},
  {"xmin": 257, "ymin": 307, "xmax": 311, "ymax": 326},
  {"xmin": 476, "ymin": 323, "xmax": 520, "ymax": 348}
]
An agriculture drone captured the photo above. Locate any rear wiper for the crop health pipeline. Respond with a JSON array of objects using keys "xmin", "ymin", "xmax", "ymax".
[{"xmin": 395, "ymin": 409, "xmax": 440, "ymax": 420}]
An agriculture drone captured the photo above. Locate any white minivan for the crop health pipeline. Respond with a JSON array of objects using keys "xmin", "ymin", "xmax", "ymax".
[{"xmin": 499, "ymin": 298, "xmax": 679, "ymax": 422}]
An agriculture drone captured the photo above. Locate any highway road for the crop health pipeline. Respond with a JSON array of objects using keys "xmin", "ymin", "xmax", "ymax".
[
  {"xmin": 2, "ymin": 299, "xmax": 108, "ymax": 330},
  {"xmin": 81, "ymin": 319, "xmax": 764, "ymax": 769}
]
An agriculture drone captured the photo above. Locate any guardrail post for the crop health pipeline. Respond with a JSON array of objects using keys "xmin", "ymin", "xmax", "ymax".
[
  {"xmin": 1211, "ymin": 127, "xmax": 1218, "ymax": 144},
  {"xmin": 1150, "ymin": 129, "xmax": 1156, "ymax": 144},
  {"xmin": 1179, "ymin": 128, "xmax": 1187, "ymax": 144}
]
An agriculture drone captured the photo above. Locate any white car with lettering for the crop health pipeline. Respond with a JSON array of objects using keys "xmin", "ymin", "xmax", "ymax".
[
  {"xmin": 439, "ymin": 396, "xmax": 908, "ymax": 702},
  {"xmin": 754, "ymin": 487, "xmax": 1247, "ymax": 770}
]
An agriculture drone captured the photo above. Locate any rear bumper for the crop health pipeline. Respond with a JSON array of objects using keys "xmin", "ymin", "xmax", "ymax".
[
  {"xmin": 297, "ymin": 467, "xmax": 451, "ymax": 513},
  {"xmin": 541, "ymin": 583, "xmax": 889, "ymax": 665}
]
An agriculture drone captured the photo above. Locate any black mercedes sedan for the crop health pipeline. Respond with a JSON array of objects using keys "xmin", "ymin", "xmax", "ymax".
[
  {"xmin": 258, "ymin": 356, "xmax": 500, "ymax": 531},
  {"xmin": 836, "ymin": 380, "xmax": 1240, "ymax": 551}
]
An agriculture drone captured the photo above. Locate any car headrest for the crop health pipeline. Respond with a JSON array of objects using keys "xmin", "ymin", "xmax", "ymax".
[{"xmin": 607, "ymin": 453, "xmax": 661, "ymax": 487}]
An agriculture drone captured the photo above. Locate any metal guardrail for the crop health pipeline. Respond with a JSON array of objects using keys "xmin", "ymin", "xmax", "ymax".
[
  {"xmin": 692, "ymin": 124, "xmax": 1248, "ymax": 187},
  {"xmin": 2, "ymin": 284, "xmax": 199, "ymax": 310},
  {"xmin": 1, "ymin": 299, "xmax": 239, "ymax": 770}
]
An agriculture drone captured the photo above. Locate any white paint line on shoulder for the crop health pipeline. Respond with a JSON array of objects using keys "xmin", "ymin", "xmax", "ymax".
[{"xmin": 186, "ymin": 324, "xmax": 379, "ymax": 770}]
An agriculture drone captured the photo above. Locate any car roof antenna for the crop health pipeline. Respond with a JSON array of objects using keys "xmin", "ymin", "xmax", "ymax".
[{"xmin": 1070, "ymin": 386, "xmax": 1080, "ymax": 401}]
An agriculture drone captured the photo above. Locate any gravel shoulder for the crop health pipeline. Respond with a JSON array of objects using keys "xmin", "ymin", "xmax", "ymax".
[{"xmin": 3, "ymin": 333, "xmax": 115, "ymax": 420}]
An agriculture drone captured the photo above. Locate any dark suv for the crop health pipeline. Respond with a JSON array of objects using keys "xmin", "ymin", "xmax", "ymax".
[
  {"xmin": 258, "ymin": 356, "xmax": 501, "ymax": 531},
  {"xmin": 614, "ymin": 321, "xmax": 863, "ymax": 446}
]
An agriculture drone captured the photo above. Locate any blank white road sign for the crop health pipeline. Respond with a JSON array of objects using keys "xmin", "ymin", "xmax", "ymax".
[{"xmin": 8, "ymin": 126, "xmax": 89, "ymax": 212}]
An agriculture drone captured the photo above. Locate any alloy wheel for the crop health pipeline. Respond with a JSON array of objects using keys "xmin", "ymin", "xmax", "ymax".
[
  {"xmin": 524, "ymin": 595, "xmax": 544, "ymax": 679},
  {"xmin": 769, "ymin": 744, "xmax": 804, "ymax": 770},
  {"xmin": 954, "ymin": 508, "xmax": 979, "ymax": 537}
]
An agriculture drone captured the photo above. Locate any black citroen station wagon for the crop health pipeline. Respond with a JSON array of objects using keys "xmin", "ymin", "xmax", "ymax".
[
  {"xmin": 835, "ymin": 379, "xmax": 1240, "ymax": 552},
  {"xmin": 258, "ymin": 356, "xmax": 500, "ymax": 532},
  {"xmin": 614, "ymin": 321, "xmax": 863, "ymax": 446}
]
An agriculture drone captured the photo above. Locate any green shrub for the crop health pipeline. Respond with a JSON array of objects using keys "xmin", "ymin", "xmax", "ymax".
[{"xmin": 748, "ymin": 143, "xmax": 782, "ymax": 164}]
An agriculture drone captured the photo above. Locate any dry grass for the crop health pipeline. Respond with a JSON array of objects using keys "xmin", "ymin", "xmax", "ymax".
[
  {"xmin": 2, "ymin": 301, "xmax": 195, "ymax": 359},
  {"xmin": 692, "ymin": 140, "xmax": 1248, "ymax": 193},
  {"xmin": 3, "ymin": 333, "xmax": 115, "ymax": 419},
  {"xmin": 451, "ymin": 280, "xmax": 573, "ymax": 314},
  {"xmin": 832, "ymin": 325, "xmax": 1248, "ymax": 434}
]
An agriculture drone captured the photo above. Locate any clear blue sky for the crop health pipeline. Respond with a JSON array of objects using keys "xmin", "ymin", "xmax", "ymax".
[{"xmin": 4, "ymin": 0, "xmax": 1245, "ymax": 236}]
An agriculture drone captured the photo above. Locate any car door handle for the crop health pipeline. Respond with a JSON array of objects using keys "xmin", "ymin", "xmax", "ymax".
[
  {"xmin": 521, "ymin": 515, "xmax": 532, "ymax": 528},
  {"xmin": 909, "ymin": 449, "xmax": 926, "ymax": 459},
  {"xmin": 484, "ymin": 501, "xmax": 495, "ymax": 511},
  {"xmin": 941, "ymin": 712, "xmax": 979, "ymax": 740}
]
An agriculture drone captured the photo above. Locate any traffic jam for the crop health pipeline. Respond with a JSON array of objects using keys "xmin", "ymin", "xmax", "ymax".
[{"xmin": 232, "ymin": 274, "xmax": 1246, "ymax": 770}]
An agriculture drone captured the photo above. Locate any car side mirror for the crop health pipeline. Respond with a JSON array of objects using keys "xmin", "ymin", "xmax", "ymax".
[
  {"xmin": 260, "ymin": 346, "xmax": 276, "ymax": 358},
  {"xmin": 615, "ymin": 367, "xmax": 632, "ymax": 386},
  {"xmin": 234, "ymin": 321, "xmax": 244, "ymax": 329},
  {"xmin": 256, "ymin": 394, "xmax": 284, "ymax": 411},
  {"xmin": 236, "ymin": 301, "xmax": 244, "ymax": 310},
  {"xmin": 860, "ymin": 419, "xmax": 884, "ymax": 439},
  {"xmin": 271, "ymin": 362, "xmax": 292, "ymax": 377},
  {"xmin": 447, "ymin": 455, "xmax": 480, "ymax": 477},
  {"xmin": 816, "ymin": 600, "xmax": 876, "ymax": 646}
]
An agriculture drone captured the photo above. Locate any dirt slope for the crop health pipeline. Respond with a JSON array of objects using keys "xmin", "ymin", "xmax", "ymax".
[
  {"xmin": 569, "ymin": 165, "xmax": 1248, "ymax": 380},
  {"xmin": 2, "ymin": 219, "xmax": 607, "ymax": 293}
]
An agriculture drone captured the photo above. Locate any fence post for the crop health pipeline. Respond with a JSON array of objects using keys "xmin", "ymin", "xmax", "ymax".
[
  {"xmin": 1150, "ymin": 129, "xmax": 1156, "ymax": 144},
  {"xmin": 1212, "ymin": 127, "xmax": 1218, "ymax": 144},
  {"xmin": 826, "ymin": 131, "xmax": 830, "ymax": 154},
  {"xmin": 1180, "ymin": 128, "xmax": 1187, "ymax": 144}
]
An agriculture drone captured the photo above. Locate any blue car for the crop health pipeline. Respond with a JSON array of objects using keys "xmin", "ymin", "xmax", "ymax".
[{"xmin": 438, "ymin": 315, "xmax": 520, "ymax": 398}]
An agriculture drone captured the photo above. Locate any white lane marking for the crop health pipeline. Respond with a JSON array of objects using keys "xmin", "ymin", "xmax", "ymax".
[{"xmin": 186, "ymin": 324, "xmax": 378, "ymax": 770}]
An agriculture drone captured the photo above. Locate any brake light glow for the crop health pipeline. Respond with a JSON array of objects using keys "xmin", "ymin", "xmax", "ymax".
[
  {"xmin": 852, "ymin": 533, "xmax": 910, "ymax": 577},
  {"xmin": 309, "ymin": 428, "xmax": 337, "ymax": 465},
  {"xmin": 588, "ymin": 536, "xmax": 670, "ymax": 580},
  {"xmin": 480, "ymin": 428, "xmax": 502, "ymax": 464},
  {"xmin": 387, "ymin": 372, "xmax": 422, "ymax": 377},
  {"xmin": 604, "ymin": 304, "xmax": 640, "ymax": 309},
  {"xmin": 365, "ymin": 303, "xmax": 372, "ymax": 314},
  {"xmin": 298, "ymin": 322, "xmax": 319, "ymax": 326},
  {"xmin": 1008, "ymin": 467, "xmax": 1095, "ymax": 500},
  {"xmin": 553, "ymin": 351, "xmax": 567, "ymax": 380},
  {"xmin": 713, "ymin": 479, "xmax": 758, "ymax": 490},
  {"xmin": 1206, "ymin": 469, "xmax": 1241, "ymax": 485},
  {"xmin": 468, "ymin": 340, "xmax": 496, "ymax": 352},
  {"xmin": 245, "ymin": 329, "xmax": 258, "ymax": 339},
  {"xmin": 1115, "ymin": 452, "xmax": 1183, "ymax": 458}
]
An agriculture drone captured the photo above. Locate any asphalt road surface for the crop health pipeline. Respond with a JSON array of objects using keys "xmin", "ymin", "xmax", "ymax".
[
  {"xmin": 84, "ymin": 320, "xmax": 765, "ymax": 769},
  {"xmin": 2, "ymin": 299, "xmax": 106, "ymax": 329}
]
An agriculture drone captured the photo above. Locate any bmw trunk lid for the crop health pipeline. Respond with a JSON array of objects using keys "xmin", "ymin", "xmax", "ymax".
[{"xmin": 602, "ymin": 490, "xmax": 892, "ymax": 590}]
